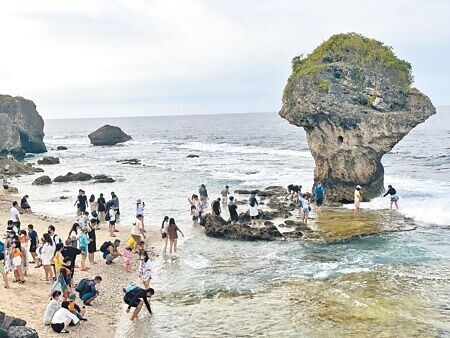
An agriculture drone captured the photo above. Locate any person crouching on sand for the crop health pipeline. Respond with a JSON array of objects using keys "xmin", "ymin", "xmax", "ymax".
[
  {"xmin": 50, "ymin": 301, "xmax": 80, "ymax": 333},
  {"xmin": 124, "ymin": 286, "xmax": 154, "ymax": 320},
  {"xmin": 354, "ymin": 185, "xmax": 362, "ymax": 215}
]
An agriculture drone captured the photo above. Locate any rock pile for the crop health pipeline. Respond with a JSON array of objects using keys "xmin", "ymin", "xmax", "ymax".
[{"xmin": 0, "ymin": 311, "xmax": 38, "ymax": 338}]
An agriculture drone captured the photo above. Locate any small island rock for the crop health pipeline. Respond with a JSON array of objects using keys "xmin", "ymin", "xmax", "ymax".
[
  {"xmin": 54, "ymin": 172, "xmax": 92, "ymax": 183},
  {"xmin": 88, "ymin": 125, "xmax": 132, "ymax": 146},
  {"xmin": 32, "ymin": 175, "xmax": 52, "ymax": 185},
  {"xmin": 37, "ymin": 156, "xmax": 60, "ymax": 165}
]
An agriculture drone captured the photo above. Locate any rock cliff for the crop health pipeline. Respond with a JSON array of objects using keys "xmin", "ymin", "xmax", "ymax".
[
  {"xmin": 0, "ymin": 95, "xmax": 47, "ymax": 160},
  {"xmin": 280, "ymin": 33, "xmax": 435, "ymax": 202}
]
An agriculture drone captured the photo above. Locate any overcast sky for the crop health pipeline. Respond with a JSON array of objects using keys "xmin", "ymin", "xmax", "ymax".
[{"xmin": 0, "ymin": 0, "xmax": 449, "ymax": 119}]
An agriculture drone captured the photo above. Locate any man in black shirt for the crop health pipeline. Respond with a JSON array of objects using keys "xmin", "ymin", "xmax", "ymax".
[
  {"xmin": 74, "ymin": 190, "xmax": 88, "ymax": 216},
  {"xmin": 124, "ymin": 287, "xmax": 154, "ymax": 320},
  {"xmin": 383, "ymin": 185, "xmax": 399, "ymax": 211},
  {"xmin": 62, "ymin": 240, "xmax": 81, "ymax": 280},
  {"xmin": 228, "ymin": 196, "xmax": 239, "ymax": 225},
  {"xmin": 211, "ymin": 198, "xmax": 221, "ymax": 216}
]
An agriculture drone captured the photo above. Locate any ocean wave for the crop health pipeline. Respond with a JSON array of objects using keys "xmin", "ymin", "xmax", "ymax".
[{"xmin": 175, "ymin": 141, "xmax": 312, "ymax": 158}]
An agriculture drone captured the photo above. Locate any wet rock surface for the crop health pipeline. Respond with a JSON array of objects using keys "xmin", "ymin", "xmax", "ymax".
[
  {"xmin": 93, "ymin": 174, "xmax": 115, "ymax": 183},
  {"xmin": 53, "ymin": 172, "xmax": 93, "ymax": 182}
]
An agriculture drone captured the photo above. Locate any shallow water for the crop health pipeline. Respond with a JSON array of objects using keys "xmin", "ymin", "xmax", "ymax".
[{"xmin": 14, "ymin": 108, "xmax": 450, "ymax": 337}]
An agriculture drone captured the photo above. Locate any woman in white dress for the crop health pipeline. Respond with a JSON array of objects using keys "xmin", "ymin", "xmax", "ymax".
[
  {"xmin": 249, "ymin": 193, "xmax": 260, "ymax": 226},
  {"xmin": 41, "ymin": 233, "xmax": 55, "ymax": 283},
  {"xmin": 138, "ymin": 250, "xmax": 152, "ymax": 289}
]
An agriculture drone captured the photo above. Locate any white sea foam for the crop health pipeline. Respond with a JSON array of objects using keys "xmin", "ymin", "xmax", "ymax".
[{"xmin": 175, "ymin": 141, "xmax": 312, "ymax": 158}]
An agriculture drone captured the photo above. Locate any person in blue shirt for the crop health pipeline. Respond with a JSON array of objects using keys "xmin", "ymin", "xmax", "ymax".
[{"xmin": 314, "ymin": 183, "xmax": 325, "ymax": 211}]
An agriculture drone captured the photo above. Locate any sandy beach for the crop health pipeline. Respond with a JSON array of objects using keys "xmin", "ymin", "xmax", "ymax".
[{"xmin": 1, "ymin": 187, "xmax": 159, "ymax": 338}]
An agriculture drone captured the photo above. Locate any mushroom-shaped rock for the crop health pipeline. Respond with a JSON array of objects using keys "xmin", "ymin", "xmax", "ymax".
[
  {"xmin": 88, "ymin": 125, "xmax": 132, "ymax": 146},
  {"xmin": 280, "ymin": 33, "xmax": 436, "ymax": 202}
]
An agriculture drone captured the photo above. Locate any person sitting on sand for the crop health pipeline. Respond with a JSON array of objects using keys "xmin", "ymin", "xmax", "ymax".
[
  {"xmin": 383, "ymin": 185, "xmax": 400, "ymax": 211},
  {"xmin": 2, "ymin": 175, "xmax": 9, "ymax": 190},
  {"xmin": 138, "ymin": 250, "xmax": 152, "ymax": 289},
  {"xmin": 50, "ymin": 301, "xmax": 80, "ymax": 333},
  {"xmin": 20, "ymin": 195, "xmax": 32, "ymax": 213},
  {"xmin": 167, "ymin": 218, "xmax": 184, "ymax": 254},
  {"xmin": 103, "ymin": 239, "xmax": 121, "ymax": 265},
  {"xmin": 67, "ymin": 293, "xmax": 87, "ymax": 321},
  {"xmin": 124, "ymin": 286, "xmax": 154, "ymax": 320},
  {"xmin": 44, "ymin": 291, "xmax": 62, "ymax": 325},
  {"xmin": 285, "ymin": 184, "xmax": 301, "ymax": 201},
  {"xmin": 354, "ymin": 185, "xmax": 362, "ymax": 215},
  {"xmin": 77, "ymin": 275, "xmax": 102, "ymax": 306},
  {"xmin": 228, "ymin": 196, "xmax": 239, "ymax": 225}
]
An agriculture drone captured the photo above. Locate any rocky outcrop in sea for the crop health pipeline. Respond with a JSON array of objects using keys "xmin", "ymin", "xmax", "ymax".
[
  {"xmin": 88, "ymin": 125, "xmax": 132, "ymax": 146},
  {"xmin": 279, "ymin": 33, "xmax": 436, "ymax": 202},
  {"xmin": 0, "ymin": 311, "xmax": 38, "ymax": 338},
  {"xmin": 0, "ymin": 95, "xmax": 47, "ymax": 160}
]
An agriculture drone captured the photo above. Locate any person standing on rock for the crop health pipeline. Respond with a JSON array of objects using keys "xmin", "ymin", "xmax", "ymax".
[
  {"xmin": 314, "ymin": 183, "xmax": 325, "ymax": 211},
  {"xmin": 211, "ymin": 198, "xmax": 222, "ymax": 217},
  {"xmin": 221, "ymin": 186, "xmax": 230, "ymax": 204},
  {"xmin": 228, "ymin": 196, "xmax": 240, "ymax": 225},
  {"xmin": 301, "ymin": 194, "xmax": 311, "ymax": 225},
  {"xmin": 354, "ymin": 185, "xmax": 362, "ymax": 215},
  {"xmin": 249, "ymin": 193, "xmax": 260, "ymax": 226},
  {"xmin": 199, "ymin": 184, "xmax": 209, "ymax": 207},
  {"xmin": 383, "ymin": 185, "xmax": 399, "ymax": 211}
]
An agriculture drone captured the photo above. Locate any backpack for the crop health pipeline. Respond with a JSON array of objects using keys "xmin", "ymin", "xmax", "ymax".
[
  {"xmin": 100, "ymin": 241, "xmax": 112, "ymax": 253},
  {"xmin": 0, "ymin": 241, "xmax": 4, "ymax": 253},
  {"xmin": 122, "ymin": 283, "xmax": 137, "ymax": 293},
  {"xmin": 75, "ymin": 278, "xmax": 88, "ymax": 293},
  {"xmin": 53, "ymin": 235, "xmax": 62, "ymax": 245}
]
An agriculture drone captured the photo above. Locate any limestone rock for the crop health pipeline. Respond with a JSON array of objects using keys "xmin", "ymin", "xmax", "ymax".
[
  {"xmin": 0, "ymin": 95, "xmax": 47, "ymax": 160},
  {"xmin": 88, "ymin": 125, "xmax": 132, "ymax": 146},
  {"xmin": 200, "ymin": 214, "xmax": 283, "ymax": 241},
  {"xmin": 56, "ymin": 146, "xmax": 67, "ymax": 150},
  {"xmin": 93, "ymin": 174, "xmax": 115, "ymax": 183},
  {"xmin": 54, "ymin": 172, "xmax": 92, "ymax": 182},
  {"xmin": 37, "ymin": 156, "xmax": 60, "ymax": 165},
  {"xmin": 8, "ymin": 326, "xmax": 38, "ymax": 338},
  {"xmin": 279, "ymin": 33, "xmax": 436, "ymax": 202},
  {"xmin": 32, "ymin": 175, "xmax": 52, "ymax": 185}
]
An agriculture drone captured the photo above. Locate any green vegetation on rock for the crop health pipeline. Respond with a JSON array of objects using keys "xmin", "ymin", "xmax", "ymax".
[{"xmin": 291, "ymin": 33, "xmax": 412, "ymax": 88}]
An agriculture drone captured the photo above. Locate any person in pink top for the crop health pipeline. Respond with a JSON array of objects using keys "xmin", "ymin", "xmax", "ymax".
[{"xmin": 122, "ymin": 247, "xmax": 132, "ymax": 272}]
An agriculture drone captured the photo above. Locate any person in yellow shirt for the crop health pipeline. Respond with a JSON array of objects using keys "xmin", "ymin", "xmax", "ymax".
[{"xmin": 354, "ymin": 185, "xmax": 362, "ymax": 215}]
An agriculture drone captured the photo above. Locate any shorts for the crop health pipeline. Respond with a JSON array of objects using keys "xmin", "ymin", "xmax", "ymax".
[
  {"xmin": 80, "ymin": 246, "xmax": 88, "ymax": 256},
  {"xmin": 316, "ymin": 198, "xmax": 323, "ymax": 206},
  {"xmin": 80, "ymin": 292, "xmax": 96, "ymax": 301},
  {"xmin": 131, "ymin": 235, "xmax": 141, "ymax": 243},
  {"xmin": 124, "ymin": 296, "xmax": 141, "ymax": 308},
  {"xmin": 355, "ymin": 201, "xmax": 361, "ymax": 208},
  {"xmin": 192, "ymin": 215, "xmax": 199, "ymax": 221},
  {"xmin": 303, "ymin": 207, "xmax": 310, "ymax": 214},
  {"xmin": 391, "ymin": 195, "xmax": 399, "ymax": 202},
  {"xmin": 3, "ymin": 185, "xmax": 8, "ymax": 190},
  {"xmin": 29, "ymin": 245, "xmax": 37, "ymax": 253},
  {"xmin": 13, "ymin": 222, "xmax": 21, "ymax": 230},
  {"xmin": 109, "ymin": 221, "xmax": 116, "ymax": 226},
  {"xmin": 104, "ymin": 254, "xmax": 114, "ymax": 263},
  {"xmin": 51, "ymin": 322, "xmax": 65, "ymax": 333},
  {"xmin": 12, "ymin": 256, "xmax": 22, "ymax": 267}
]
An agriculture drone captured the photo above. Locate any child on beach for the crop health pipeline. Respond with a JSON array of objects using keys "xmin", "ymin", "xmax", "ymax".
[
  {"xmin": 11, "ymin": 240, "xmax": 25, "ymax": 283},
  {"xmin": 79, "ymin": 228, "xmax": 89, "ymax": 271},
  {"xmin": 123, "ymin": 247, "xmax": 132, "ymax": 272},
  {"xmin": 301, "ymin": 194, "xmax": 311, "ymax": 225},
  {"xmin": 167, "ymin": 218, "xmax": 184, "ymax": 254},
  {"xmin": 138, "ymin": 250, "xmax": 152, "ymax": 289}
]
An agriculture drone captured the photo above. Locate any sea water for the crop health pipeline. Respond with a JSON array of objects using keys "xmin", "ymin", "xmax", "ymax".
[{"xmin": 16, "ymin": 109, "xmax": 450, "ymax": 337}]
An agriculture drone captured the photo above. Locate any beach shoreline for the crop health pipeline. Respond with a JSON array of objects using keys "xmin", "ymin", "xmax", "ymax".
[{"xmin": 0, "ymin": 186, "xmax": 159, "ymax": 338}]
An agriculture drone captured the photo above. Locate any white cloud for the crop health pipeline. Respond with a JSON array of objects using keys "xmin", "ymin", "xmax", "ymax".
[{"xmin": 0, "ymin": 0, "xmax": 449, "ymax": 118}]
